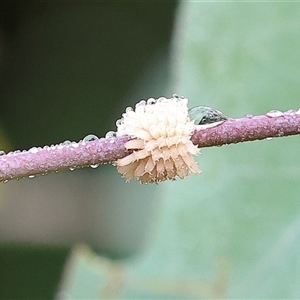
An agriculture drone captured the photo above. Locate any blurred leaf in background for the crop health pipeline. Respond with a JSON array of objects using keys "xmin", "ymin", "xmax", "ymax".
[
  {"xmin": 166, "ymin": 2, "xmax": 300, "ymax": 298},
  {"xmin": 0, "ymin": 2, "xmax": 175, "ymax": 148},
  {"xmin": 59, "ymin": 1, "xmax": 300, "ymax": 299},
  {"xmin": 0, "ymin": 2, "xmax": 176, "ymax": 299}
]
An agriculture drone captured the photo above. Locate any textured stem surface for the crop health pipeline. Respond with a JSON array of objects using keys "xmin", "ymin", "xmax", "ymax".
[
  {"xmin": 0, "ymin": 110, "xmax": 299, "ymax": 182},
  {"xmin": 192, "ymin": 111, "xmax": 300, "ymax": 147},
  {"xmin": 0, "ymin": 135, "xmax": 131, "ymax": 182}
]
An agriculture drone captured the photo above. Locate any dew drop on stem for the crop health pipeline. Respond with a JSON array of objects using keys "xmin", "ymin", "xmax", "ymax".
[
  {"xmin": 90, "ymin": 164, "xmax": 99, "ymax": 169},
  {"xmin": 83, "ymin": 134, "xmax": 99, "ymax": 142},
  {"xmin": 105, "ymin": 131, "xmax": 117, "ymax": 138},
  {"xmin": 285, "ymin": 109, "xmax": 295, "ymax": 114},
  {"xmin": 62, "ymin": 140, "xmax": 72, "ymax": 146},
  {"xmin": 29, "ymin": 147, "xmax": 39, "ymax": 154},
  {"xmin": 244, "ymin": 114, "xmax": 253, "ymax": 118},
  {"xmin": 266, "ymin": 110, "xmax": 283, "ymax": 118}
]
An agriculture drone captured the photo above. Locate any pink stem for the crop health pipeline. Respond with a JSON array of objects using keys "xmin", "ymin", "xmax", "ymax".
[
  {"xmin": 0, "ymin": 110, "xmax": 299, "ymax": 182},
  {"xmin": 192, "ymin": 110, "xmax": 300, "ymax": 147},
  {"xmin": 0, "ymin": 135, "xmax": 131, "ymax": 182}
]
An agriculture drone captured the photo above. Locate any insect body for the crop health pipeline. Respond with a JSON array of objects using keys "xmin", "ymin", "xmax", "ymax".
[{"xmin": 188, "ymin": 106, "xmax": 228, "ymax": 125}]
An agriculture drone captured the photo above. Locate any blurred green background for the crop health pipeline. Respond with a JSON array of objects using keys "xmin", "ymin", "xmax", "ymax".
[{"xmin": 1, "ymin": 1, "xmax": 300, "ymax": 299}]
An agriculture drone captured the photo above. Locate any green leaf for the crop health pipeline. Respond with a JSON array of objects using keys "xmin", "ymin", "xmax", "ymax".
[
  {"xmin": 162, "ymin": 2, "xmax": 300, "ymax": 298},
  {"xmin": 61, "ymin": 2, "xmax": 300, "ymax": 299}
]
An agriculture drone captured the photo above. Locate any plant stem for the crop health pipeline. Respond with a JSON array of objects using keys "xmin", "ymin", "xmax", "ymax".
[
  {"xmin": 0, "ymin": 110, "xmax": 299, "ymax": 183},
  {"xmin": 192, "ymin": 110, "xmax": 300, "ymax": 147},
  {"xmin": 0, "ymin": 135, "xmax": 131, "ymax": 182}
]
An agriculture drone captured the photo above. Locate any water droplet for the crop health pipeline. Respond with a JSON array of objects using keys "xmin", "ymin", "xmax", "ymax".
[
  {"xmin": 62, "ymin": 140, "xmax": 72, "ymax": 146},
  {"xmin": 172, "ymin": 94, "xmax": 179, "ymax": 99},
  {"xmin": 116, "ymin": 119, "xmax": 123, "ymax": 127},
  {"xmin": 83, "ymin": 134, "xmax": 98, "ymax": 142},
  {"xmin": 0, "ymin": 150, "xmax": 6, "ymax": 156},
  {"xmin": 266, "ymin": 110, "xmax": 283, "ymax": 118},
  {"xmin": 109, "ymin": 139, "xmax": 115, "ymax": 144},
  {"xmin": 28, "ymin": 175, "xmax": 35, "ymax": 179},
  {"xmin": 90, "ymin": 164, "xmax": 99, "ymax": 169},
  {"xmin": 147, "ymin": 98, "xmax": 156, "ymax": 105},
  {"xmin": 105, "ymin": 131, "xmax": 117, "ymax": 138},
  {"xmin": 69, "ymin": 167, "xmax": 76, "ymax": 171},
  {"xmin": 158, "ymin": 97, "xmax": 169, "ymax": 104},
  {"xmin": 266, "ymin": 137, "xmax": 273, "ymax": 140},
  {"xmin": 189, "ymin": 106, "xmax": 228, "ymax": 125},
  {"xmin": 244, "ymin": 114, "xmax": 253, "ymax": 118},
  {"xmin": 3, "ymin": 179, "xmax": 8, "ymax": 183},
  {"xmin": 125, "ymin": 106, "xmax": 133, "ymax": 113},
  {"xmin": 278, "ymin": 131, "xmax": 284, "ymax": 137},
  {"xmin": 71, "ymin": 142, "xmax": 79, "ymax": 148},
  {"xmin": 286, "ymin": 109, "xmax": 295, "ymax": 113},
  {"xmin": 29, "ymin": 147, "xmax": 39, "ymax": 154},
  {"xmin": 136, "ymin": 100, "xmax": 146, "ymax": 107}
]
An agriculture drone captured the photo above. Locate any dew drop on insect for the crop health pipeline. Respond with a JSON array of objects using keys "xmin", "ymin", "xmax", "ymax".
[
  {"xmin": 83, "ymin": 134, "xmax": 99, "ymax": 142},
  {"xmin": 28, "ymin": 175, "xmax": 35, "ymax": 179},
  {"xmin": 90, "ymin": 164, "xmax": 99, "ymax": 169},
  {"xmin": 0, "ymin": 150, "xmax": 6, "ymax": 156},
  {"xmin": 147, "ymin": 98, "xmax": 156, "ymax": 105},
  {"xmin": 105, "ymin": 131, "xmax": 117, "ymax": 138},
  {"xmin": 69, "ymin": 167, "xmax": 76, "ymax": 171},
  {"xmin": 116, "ymin": 119, "xmax": 123, "ymax": 127},
  {"xmin": 125, "ymin": 107, "xmax": 133, "ymax": 113},
  {"xmin": 266, "ymin": 110, "xmax": 283, "ymax": 118},
  {"xmin": 136, "ymin": 100, "xmax": 146, "ymax": 107}
]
